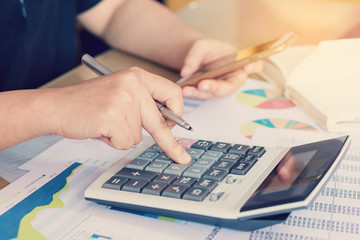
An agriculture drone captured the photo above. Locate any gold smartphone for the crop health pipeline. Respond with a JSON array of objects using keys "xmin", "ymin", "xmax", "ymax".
[{"xmin": 176, "ymin": 32, "xmax": 298, "ymax": 87}]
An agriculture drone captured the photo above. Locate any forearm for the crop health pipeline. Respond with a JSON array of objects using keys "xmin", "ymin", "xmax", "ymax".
[
  {"xmin": 81, "ymin": 0, "xmax": 204, "ymax": 70},
  {"xmin": 0, "ymin": 89, "xmax": 54, "ymax": 150}
]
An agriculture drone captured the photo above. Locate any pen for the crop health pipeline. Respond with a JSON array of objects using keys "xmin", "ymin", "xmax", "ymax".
[{"xmin": 81, "ymin": 54, "xmax": 193, "ymax": 131}]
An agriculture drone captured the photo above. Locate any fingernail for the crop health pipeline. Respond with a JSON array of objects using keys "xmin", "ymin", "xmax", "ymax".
[{"xmin": 181, "ymin": 151, "xmax": 191, "ymax": 164}]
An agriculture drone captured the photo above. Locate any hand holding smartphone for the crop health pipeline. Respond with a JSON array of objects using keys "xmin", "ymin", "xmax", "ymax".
[{"xmin": 176, "ymin": 32, "xmax": 298, "ymax": 87}]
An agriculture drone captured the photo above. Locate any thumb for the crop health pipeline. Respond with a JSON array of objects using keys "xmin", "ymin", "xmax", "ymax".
[{"xmin": 180, "ymin": 42, "xmax": 208, "ymax": 78}]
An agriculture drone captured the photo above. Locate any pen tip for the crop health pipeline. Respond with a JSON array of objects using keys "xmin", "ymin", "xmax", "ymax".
[{"xmin": 188, "ymin": 127, "xmax": 194, "ymax": 131}]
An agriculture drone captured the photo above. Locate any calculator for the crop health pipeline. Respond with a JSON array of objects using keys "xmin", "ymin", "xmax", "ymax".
[{"xmin": 85, "ymin": 136, "xmax": 350, "ymax": 230}]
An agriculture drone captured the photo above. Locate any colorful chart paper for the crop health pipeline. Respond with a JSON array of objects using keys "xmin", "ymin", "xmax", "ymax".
[
  {"xmin": 236, "ymin": 89, "xmax": 295, "ymax": 109},
  {"xmin": 241, "ymin": 118, "xmax": 317, "ymax": 139}
]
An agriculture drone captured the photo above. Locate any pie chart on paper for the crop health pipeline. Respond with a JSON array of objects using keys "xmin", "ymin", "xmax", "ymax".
[
  {"xmin": 241, "ymin": 118, "xmax": 317, "ymax": 139},
  {"xmin": 236, "ymin": 89, "xmax": 295, "ymax": 109}
]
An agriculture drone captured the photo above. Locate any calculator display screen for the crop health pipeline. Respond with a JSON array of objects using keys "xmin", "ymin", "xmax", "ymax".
[{"xmin": 241, "ymin": 136, "xmax": 348, "ymax": 212}]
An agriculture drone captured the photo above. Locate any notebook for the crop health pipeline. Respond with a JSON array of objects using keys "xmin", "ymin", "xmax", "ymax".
[
  {"xmin": 256, "ymin": 38, "xmax": 360, "ymax": 131},
  {"xmin": 85, "ymin": 135, "xmax": 350, "ymax": 230}
]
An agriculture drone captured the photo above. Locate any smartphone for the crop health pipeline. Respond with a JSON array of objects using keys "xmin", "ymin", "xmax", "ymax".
[{"xmin": 176, "ymin": 32, "xmax": 298, "ymax": 87}]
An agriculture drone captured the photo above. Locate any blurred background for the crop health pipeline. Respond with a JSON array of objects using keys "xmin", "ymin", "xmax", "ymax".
[{"xmin": 80, "ymin": 0, "xmax": 360, "ymax": 58}]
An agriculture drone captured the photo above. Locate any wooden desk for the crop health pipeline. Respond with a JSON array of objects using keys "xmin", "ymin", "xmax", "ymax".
[{"xmin": 41, "ymin": 50, "xmax": 180, "ymax": 89}]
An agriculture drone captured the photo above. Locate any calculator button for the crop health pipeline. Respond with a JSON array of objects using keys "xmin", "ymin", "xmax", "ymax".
[
  {"xmin": 231, "ymin": 162, "xmax": 251, "ymax": 175},
  {"xmin": 183, "ymin": 187, "xmax": 209, "ymax": 201},
  {"xmin": 142, "ymin": 182, "xmax": 168, "ymax": 196},
  {"xmin": 210, "ymin": 142, "xmax": 232, "ymax": 153},
  {"xmin": 229, "ymin": 144, "xmax": 250, "ymax": 155},
  {"xmin": 200, "ymin": 150, "xmax": 223, "ymax": 161},
  {"xmin": 220, "ymin": 153, "xmax": 242, "ymax": 162},
  {"xmin": 145, "ymin": 160, "xmax": 170, "ymax": 173},
  {"xmin": 239, "ymin": 155, "xmax": 257, "ymax": 166},
  {"xmin": 176, "ymin": 138, "xmax": 197, "ymax": 149},
  {"xmin": 155, "ymin": 153, "xmax": 173, "ymax": 163},
  {"xmin": 162, "ymin": 184, "xmax": 188, "ymax": 198},
  {"xmin": 191, "ymin": 140, "xmax": 214, "ymax": 151},
  {"xmin": 186, "ymin": 148, "xmax": 205, "ymax": 160},
  {"xmin": 153, "ymin": 173, "xmax": 177, "ymax": 184},
  {"xmin": 136, "ymin": 150, "xmax": 160, "ymax": 161},
  {"xmin": 173, "ymin": 176, "xmax": 197, "ymax": 188},
  {"xmin": 193, "ymin": 178, "xmax": 218, "ymax": 191},
  {"xmin": 203, "ymin": 169, "xmax": 227, "ymax": 182},
  {"xmin": 147, "ymin": 144, "xmax": 163, "ymax": 153},
  {"xmin": 212, "ymin": 160, "xmax": 235, "ymax": 173},
  {"xmin": 163, "ymin": 163, "xmax": 189, "ymax": 176},
  {"xmin": 102, "ymin": 176, "xmax": 128, "ymax": 190},
  {"xmin": 126, "ymin": 158, "xmax": 151, "ymax": 170},
  {"xmin": 248, "ymin": 146, "xmax": 266, "ymax": 157},
  {"xmin": 115, "ymin": 168, "xmax": 157, "ymax": 182},
  {"xmin": 183, "ymin": 165, "xmax": 207, "ymax": 178},
  {"xmin": 193, "ymin": 158, "xmax": 216, "ymax": 170},
  {"xmin": 122, "ymin": 179, "xmax": 148, "ymax": 193}
]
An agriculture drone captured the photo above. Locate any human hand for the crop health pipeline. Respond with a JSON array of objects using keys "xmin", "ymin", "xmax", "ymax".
[
  {"xmin": 45, "ymin": 67, "xmax": 191, "ymax": 164},
  {"xmin": 180, "ymin": 38, "xmax": 262, "ymax": 99}
]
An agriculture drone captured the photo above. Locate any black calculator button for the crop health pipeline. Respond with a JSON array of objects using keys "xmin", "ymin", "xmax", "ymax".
[
  {"xmin": 183, "ymin": 187, "xmax": 210, "ymax": 201},
  {"xmin": 191, "ymin": 140, "xmax": 214, "ymax": 151},
  {"xmin": 220, "ymin": 153, "xmax": 242, "ymax": 162},
  {"xmin": 229, "ymin": 144, "xmax": 250, "ymax": 155},
  {"xmin": 212, "ymin": 160, "xmax": 235, "ymax": 173},
  {"xmin": 248, "ymin": 146, "xmax": 266, "ymax": 158},
  {"xmin": 153, "ymin": 173, "xmax": 177, "ymax": 184},
  {"xmin": 115, "ymin": 168, "xmax": 157, "ymax": 182},
  {"xmin": 142, "ymin": 182, "xmax": 168, "ymax": 196},
  {"xmin": 203, "ymin": 169, "xmax": 227, "ymax": 182},
  {"xmin": 193, "ymin": 178, "xmax": 218, "ymax": 192},
  {"xmin": 239, "ymin": 155, "xmax": 257, "ymax": 166},
  {"xmin": 173, "ymin": 176, "xmax": 197, "ymax": 188},
  {"xmin": 231, "ymin": 162, "xmax": 251, "ymax": 175},
  {"xmin": 122, "ymin": 179, "xmax": 148, "ymax": 193},
  {"xmin": 102, "ymin": 176, "xmax": 128, "ymax": 190},
  {"xmin": 210, "ymin": 142, "xmax": 232, "ymax": 153},
  {"xmin": 162, "ymin": 184, "xmax": 188, "ymax": 198}
]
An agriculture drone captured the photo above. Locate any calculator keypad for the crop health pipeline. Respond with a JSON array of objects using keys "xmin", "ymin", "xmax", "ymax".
[{"xmin": 102, "ymin": 138, "xmax": 266, "ymax": 202}]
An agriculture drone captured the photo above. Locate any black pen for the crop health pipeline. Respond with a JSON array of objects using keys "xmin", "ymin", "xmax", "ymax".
[{"xmin": 81, "ymin": 54, "xmax": 193, "ymax": 131}]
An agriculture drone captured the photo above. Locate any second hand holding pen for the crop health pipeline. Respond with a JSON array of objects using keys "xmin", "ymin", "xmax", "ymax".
[{"xmin": 81, "ymin": 54, "xmax": 193, "ymax": 131}]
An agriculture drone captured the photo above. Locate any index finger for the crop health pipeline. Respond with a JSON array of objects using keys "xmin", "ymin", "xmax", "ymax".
[{"xmin": 142, "ymin": 101, "xmax": 191, "ymax": 164}]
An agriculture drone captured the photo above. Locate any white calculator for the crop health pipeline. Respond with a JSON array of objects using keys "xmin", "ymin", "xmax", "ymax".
[{"xmin": 85, "ymin": 136, "xmax": 350, "ymax": 230}]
